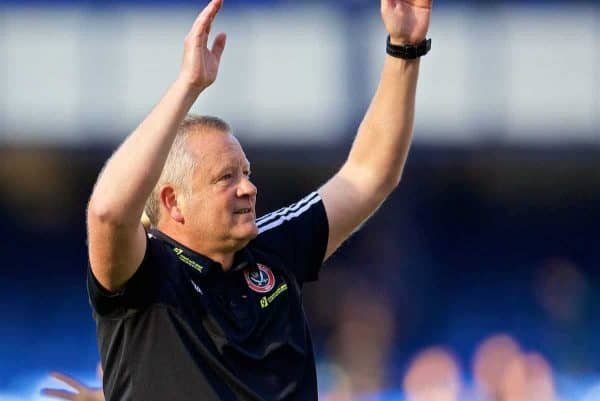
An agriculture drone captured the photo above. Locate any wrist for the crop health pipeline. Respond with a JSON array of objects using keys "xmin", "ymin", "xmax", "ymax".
[
  {"xmin": 174, "ymin": 74, "xmax": 209, "ymax": 95},
  {"xmin": 386, "ymin": 36, "xmax": 431, "ymax": 60},
  {"xmin": 388, "ymin": 36, "xmax": 426, "ymax": 46},
  {"xmin": 389, "ymin": 36, "xmax": 409, "ymax": 46}
]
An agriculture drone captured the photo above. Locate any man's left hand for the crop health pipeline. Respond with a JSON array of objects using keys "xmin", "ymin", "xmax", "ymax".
[
  {"xmin": 381, "ymin": 0, "xmax": 432, "ymax": 45},
  {"xmin": 41, "ymin": 372, "xmax": 104, "ymax": 401}
]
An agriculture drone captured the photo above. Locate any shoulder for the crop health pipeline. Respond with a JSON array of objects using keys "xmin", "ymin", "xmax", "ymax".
[
  {"xmin": 249, "ymin": 192, "xmax": 329, "ymax": 283},
  {"xmin": 255, "ymin": 192, "xmax": 325, "ymax": 237}
]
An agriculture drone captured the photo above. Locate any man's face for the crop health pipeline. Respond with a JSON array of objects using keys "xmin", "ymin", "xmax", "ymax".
[{"xmin": 182, "ymin": 130, "xmax": 258, "ymax": 249}]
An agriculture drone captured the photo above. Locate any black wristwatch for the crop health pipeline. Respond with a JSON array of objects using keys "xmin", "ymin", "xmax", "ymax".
[{"xmin": 386, "ymin": 36, "xmax": 432, "ymax": 59}]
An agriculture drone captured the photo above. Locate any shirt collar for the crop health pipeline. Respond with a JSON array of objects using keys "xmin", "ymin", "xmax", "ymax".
[{"xmin": 149, "ymin": 229, "xmax": 254, "ymax": 277}]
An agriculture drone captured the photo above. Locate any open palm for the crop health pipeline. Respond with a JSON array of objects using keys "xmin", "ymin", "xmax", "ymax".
[
  {"xmin": 180, "ymin": 0, "xmax": 227, "ymax": 90},
  {"xmin": 381, "ymin": 0, "xmax": 432, "ymax": 44}
]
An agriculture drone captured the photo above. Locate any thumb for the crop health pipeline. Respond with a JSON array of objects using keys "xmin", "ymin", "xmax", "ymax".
[{"xmin": 211, "ymin": 32, "xmax": 227, "ymax": 63}]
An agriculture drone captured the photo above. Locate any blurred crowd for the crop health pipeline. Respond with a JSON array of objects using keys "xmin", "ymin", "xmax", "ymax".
[
  {"xmin": 319, "ymin": 331, "xmax": 558, "ymax": 401},
  {"xmin": 304, "ymin": 252, "xmax": 598, "ymax": 401}
]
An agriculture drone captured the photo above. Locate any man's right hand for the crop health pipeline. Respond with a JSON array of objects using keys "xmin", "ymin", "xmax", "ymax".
[
  {"xmin": 88, "ymin": 0, "xmax": 228, "ymax": 292},
  {"xmin": 179, "ymin": 0, "xmax": 227, "ymax": 91}
]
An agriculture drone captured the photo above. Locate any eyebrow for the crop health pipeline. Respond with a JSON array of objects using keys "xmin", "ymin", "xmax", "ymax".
[{"xmin": 211, "ymin": 161, "xmax": 251, "ymax": 179}]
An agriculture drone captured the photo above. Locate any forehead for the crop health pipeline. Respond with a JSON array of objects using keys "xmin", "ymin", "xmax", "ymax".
[{"xmin": 186, "ymin": 129, "xmax": 249, "ymax": 171}]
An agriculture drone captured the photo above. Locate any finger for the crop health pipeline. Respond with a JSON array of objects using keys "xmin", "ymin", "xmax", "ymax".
[
  {"xmin": 211, "ymin": 32, "xmax": 227, "ymax": 63},
  {"xmin": 49, "ymin": 372, "xmax": 84, "ymax": 391},
  {"xmin": 41, "ymin": 388, "xmax": 77, "ymax": 400},
  {"xmin": 202, "ymin": 23, "xmax": 213, "ymax": 49},
  {"xmin": 401, "ymin": 0, "xmax": 432, "ymax": 9},
  {"xmin": 192, "ymin": 0, "xmax": 220, "ymax": 27},
  {"xmin": 213, "ymin": 0, "xmax": 223, "ymax": 17},
  {"xmin": 190, "ymin": 0, "xmax": 223, "ymax": 38},
  {"xmin": 202, "ymin": 0, "xmax": 224, "ymax": 42}
]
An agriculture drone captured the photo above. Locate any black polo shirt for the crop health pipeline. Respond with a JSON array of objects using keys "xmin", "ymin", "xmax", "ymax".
[{"xmin": 87, "ymin": 192, "xmax": 328, "ymax": 401}]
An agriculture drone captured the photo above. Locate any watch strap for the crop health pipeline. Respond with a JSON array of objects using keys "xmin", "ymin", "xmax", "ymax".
[{"xmin": 386, "ymin": 36, "xmax": 432, "ymax": 59}]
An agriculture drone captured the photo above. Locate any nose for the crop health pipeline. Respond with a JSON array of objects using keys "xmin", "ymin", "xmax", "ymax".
[{"xmin": 237, "ymin": 176, "xmax": 257, "ymax": 198}]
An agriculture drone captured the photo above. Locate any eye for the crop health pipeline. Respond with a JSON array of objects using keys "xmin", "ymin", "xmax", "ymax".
[
  {"xmin": 244, "ymin": 170, "xmax": 251, "ymax": 177},
  {"xmin": 219, "ymin": 173, "xmax": 233, "ymax": 181}
]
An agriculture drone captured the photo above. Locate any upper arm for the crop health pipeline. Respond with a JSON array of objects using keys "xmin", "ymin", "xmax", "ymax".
[
  {"xmin": 318, "ymin": 163, "xmax": 393, "ymax": 260},
  {"xmin": 87, "ymin": 210, "xmax": 147, "ymax": 292}
]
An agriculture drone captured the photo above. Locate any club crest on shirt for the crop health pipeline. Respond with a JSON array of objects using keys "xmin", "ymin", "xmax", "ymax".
[{"xmin": 244, "ymin": 263, "xmax": 275, "ymax": 293}]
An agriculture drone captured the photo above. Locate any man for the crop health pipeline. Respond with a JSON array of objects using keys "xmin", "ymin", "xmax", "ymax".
[{"xmin": 86, "ymin": 0, "xmax": 432, "ymax": 400}]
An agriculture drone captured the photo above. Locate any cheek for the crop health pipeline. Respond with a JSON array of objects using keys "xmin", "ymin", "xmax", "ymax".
[
  {"xmin": 184, "ymin": 194, "xmax": 211, "ymax": 222},
  {"xmin": 212, "ymin": 190, "xmax": 236, "ymax": 219},
  {"xmin": 189, "ymin": 188, "xmax": 237, "ymax": 225}
]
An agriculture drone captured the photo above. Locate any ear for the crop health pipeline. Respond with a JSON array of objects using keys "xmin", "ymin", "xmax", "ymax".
[{"xmin": 160, "ymin": 185, "xmax": 185, "ymax": 224}]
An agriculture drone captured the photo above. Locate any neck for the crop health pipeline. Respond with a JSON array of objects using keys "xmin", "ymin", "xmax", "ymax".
[
  {"xmin": 203, "ymin": 250, "xmax": 236, "ymax": 271},
  {"xmin": 158, "ymin": 223, "xmax": 244, "ymax": 272}
]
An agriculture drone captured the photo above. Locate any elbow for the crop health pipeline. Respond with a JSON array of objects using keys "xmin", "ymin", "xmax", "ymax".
[
  {"xmin": 87, "ymin": 197, "xmax": 131, "ymax": 228},
  {"xmin": 345, "ymin": 157, "xmax": 405, "ymax": 198},
  {"xmin": 377, "ymin": 181, "xmax": 398, "ymax": 202},
  {"xmin": 341, "ymin": 161, "xmax": 402, "ymax": 202},
  {"xmin": 378, "ymin": 169, "xmax": 403, "ymax": 197},
  {"xmin": 87, "ymin": 198, "xmax": 117, "ymax": 225}
]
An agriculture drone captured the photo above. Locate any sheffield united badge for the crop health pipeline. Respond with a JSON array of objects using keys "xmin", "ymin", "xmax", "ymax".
[{"xmin": 244, "ymin": 264, "xmax": 275, "ymax": 293}]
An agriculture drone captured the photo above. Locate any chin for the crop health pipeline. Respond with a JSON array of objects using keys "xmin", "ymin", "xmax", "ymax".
[{"xmin": 232, "ymin": 222, "xmax": 258, "ymax": 243}]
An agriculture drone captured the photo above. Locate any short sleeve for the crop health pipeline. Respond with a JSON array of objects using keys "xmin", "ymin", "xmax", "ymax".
[
  {"xmin": 87, "ymin": 233, "xmax": 166, "ymax": 318},
  {"xmin": 254, "ymin": 192, "xmax": 329, "ymax": 283}
]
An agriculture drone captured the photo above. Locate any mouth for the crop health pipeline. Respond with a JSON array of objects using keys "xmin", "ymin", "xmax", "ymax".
[{"xmin": 234, "ymin": 208, "xmax": 252, "ymax": 215}]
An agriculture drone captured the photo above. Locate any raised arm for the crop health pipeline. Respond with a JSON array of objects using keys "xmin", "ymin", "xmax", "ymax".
[
  {"xmin": 319, "ymin": 0, "xmax": 432, "ymax": 259},
  {"xmin": 87, "ymin": 0, "xmax": 226, "ymax": 291}
]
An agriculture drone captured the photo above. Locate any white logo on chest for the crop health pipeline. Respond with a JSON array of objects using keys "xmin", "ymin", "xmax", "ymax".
[{"xmin": 190, "ymin": 280, "xmax": 203, "ymax": 295}]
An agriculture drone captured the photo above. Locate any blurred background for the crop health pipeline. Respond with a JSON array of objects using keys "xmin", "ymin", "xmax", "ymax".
[{"xmin": 0, "ymin": 0, "xmax": 598, "ymax": 400}]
